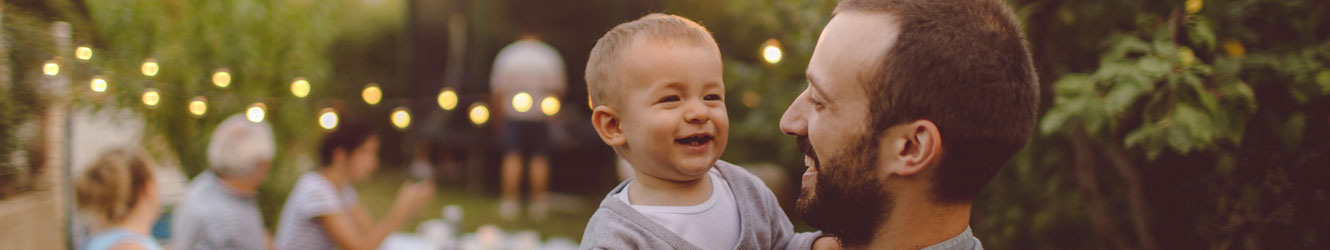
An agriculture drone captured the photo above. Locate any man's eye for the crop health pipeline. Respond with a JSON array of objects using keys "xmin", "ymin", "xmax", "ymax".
[
  {"xmin": 658, "ymin": 95, "xmax": 681, "ymax": 103},
  {"xmin": 704, "ymin": 94, "xmax": 723, "ymax": 101}
]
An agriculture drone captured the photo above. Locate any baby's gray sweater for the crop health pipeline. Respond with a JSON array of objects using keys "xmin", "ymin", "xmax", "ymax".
[{"xmin": 580, "ymin": 160, "xmax": 822, "ymax": 250}]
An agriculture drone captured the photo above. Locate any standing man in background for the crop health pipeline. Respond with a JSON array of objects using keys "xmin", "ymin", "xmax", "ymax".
[{"xmin": 491, "ymin": 37, "xmax": 567, "ymax": 222}]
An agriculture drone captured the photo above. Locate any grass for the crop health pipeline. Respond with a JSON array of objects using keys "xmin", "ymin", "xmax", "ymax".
[{"xmin": 353, "ymin": 169, "xmax": 597, "ymax": 242}]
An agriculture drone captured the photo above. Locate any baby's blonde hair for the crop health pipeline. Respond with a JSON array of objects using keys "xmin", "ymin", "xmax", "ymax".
[
  {"xmin": 75, "ymin": 148, "xmax": 155, "ymax": 228},
  {"xmin": 585, "ymin": 13, "xmax": 719, "ymax": 108}
]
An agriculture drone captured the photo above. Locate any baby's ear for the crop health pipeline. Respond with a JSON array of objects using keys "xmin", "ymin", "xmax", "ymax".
[{"xmin": 592, "ymin": 105, "xmax": 627, "ymax": 147}]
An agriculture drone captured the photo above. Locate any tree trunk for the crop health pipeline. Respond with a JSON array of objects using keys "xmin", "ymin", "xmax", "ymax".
[
  {"xmin": 1103, "ymin": 144, "xmax": 1157, "ymax": 250},
  {"xmin": 1068, "ymin": 128, "xmax": 1131, "ymax": 250}
]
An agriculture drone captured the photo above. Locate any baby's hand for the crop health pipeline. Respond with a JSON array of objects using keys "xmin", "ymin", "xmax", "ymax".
[{"xmin": 812, "ymin": 236, "xmax": 841, "ymax": 250}]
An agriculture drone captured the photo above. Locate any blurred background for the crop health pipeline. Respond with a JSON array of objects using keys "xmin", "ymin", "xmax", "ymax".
[{"xmin": 0, "ymin": 0, "xmax": 1328, "ymax": 249}]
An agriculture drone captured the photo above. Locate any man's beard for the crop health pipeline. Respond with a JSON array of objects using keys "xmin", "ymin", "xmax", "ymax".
[{"xmin": 795, "ymin": 134, "xmax": 893, "ymax": 248}]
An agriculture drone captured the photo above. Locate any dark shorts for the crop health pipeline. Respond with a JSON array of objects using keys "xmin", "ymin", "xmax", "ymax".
[{"xmin": 501, "ymin": 119, "xmax": 550, "ymax": 156}]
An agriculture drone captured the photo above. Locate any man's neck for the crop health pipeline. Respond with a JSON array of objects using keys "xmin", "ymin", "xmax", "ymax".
[
  {"xmin": 626, "ymin": 170, "xmax": 712, "ymax": 206},
  {"xmin": 219, "ymin": 175, "xmax": 259, "ymax": 197},
  {"xmin": 852, "ymin": 199, "xmax": 973, "ymax": 250}
]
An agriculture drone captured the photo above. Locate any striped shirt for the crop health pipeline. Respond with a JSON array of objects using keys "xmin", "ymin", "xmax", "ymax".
[
  {"xmin": 170, "ymin": 172, "xmax": 268, "ymax": 250},
  {"xmin": 274, "ymin": 172, "xmax": 359, "ymax": 250}
]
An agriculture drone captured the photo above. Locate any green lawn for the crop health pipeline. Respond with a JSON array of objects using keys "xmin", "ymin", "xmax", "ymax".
[{"xmin": 353, "ymin": 169, "xmax": 596, "ymax": 242}]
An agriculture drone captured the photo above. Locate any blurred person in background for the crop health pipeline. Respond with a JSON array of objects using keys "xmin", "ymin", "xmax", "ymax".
[
  {"xmin": 170, "ymin": 114, "xmax": 276, "ymax": 250},
  {"xmin": 275, "ymin": 118, "xmax": 436, "ymax": 250},
  {"xmin": 75, "ymin": 148, "xmax": 164, "ymax": 250},
  {"xmin": 490, "ymin": 37, "xmax": 567, "ymax": 222}
]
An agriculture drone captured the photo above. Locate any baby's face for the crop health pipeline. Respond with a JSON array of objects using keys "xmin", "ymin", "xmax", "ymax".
[{"xmin": 616, "ymin": 40, "xmax": 728, "ymax": 182}]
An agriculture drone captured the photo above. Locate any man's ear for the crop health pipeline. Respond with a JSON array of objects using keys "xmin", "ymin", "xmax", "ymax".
[
  {"xmin": 592, "ymin": 105, "xmax": 628, "ymax": 147},
  {"xmin": 883, "ymin": 120, "xmax": 942, "ymax": 177}
]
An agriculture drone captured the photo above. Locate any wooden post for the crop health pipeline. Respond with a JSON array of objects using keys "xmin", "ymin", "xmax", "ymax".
[
  {"xmin": 0, "ymin": 2, "xmax": 10, "ymax": 90},
  {"xmin": 48, "ymin": 21, "xmax": 73, "ymax": 250}
]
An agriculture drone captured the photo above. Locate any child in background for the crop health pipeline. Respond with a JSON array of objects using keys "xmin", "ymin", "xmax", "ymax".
[{"xmin": 76, "ymin": 148, "xmax": 164, "ymax": 250}]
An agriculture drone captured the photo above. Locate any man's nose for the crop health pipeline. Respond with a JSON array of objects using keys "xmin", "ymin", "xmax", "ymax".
[{"xmin": 780, "ymin": 89, "xmax": 809, "ymax": 137}]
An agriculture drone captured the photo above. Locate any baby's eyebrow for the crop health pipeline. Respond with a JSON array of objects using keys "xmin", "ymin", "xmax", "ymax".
[
  {"xmin": 649, "ymin": 81, "xmax": 685, "ymax": 92},
  {"xmin": 702, "ymin": 81, "xmax": 724, "ymax": 90}
]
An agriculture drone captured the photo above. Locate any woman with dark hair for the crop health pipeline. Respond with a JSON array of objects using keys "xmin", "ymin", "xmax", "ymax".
[{"xmin": 274, "ymin": 118, "xmax": 436, "ymax": 250}]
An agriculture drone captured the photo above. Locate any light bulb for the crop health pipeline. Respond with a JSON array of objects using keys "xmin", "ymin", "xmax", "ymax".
[{"xmin": 437, "ymin": 88, "xmax": 459, "ymax": 111}]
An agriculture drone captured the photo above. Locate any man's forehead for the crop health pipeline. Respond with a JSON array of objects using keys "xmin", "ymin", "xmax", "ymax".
[{"xmin": 809, "ymin": 11, "xmax": 900, "ymax": 91}]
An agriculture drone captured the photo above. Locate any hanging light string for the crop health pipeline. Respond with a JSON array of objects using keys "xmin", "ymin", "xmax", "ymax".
[
  {"xmin": 30, "ymin": 25, "xmax": 638, "ymax": 128},
  {"xmin": 32, "ymin": 42, "xmax": 459, "ymax": 131}
]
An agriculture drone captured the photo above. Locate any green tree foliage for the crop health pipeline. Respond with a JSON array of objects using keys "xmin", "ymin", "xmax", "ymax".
[
  {"xmin": 982, "ymin": 0, "xmax": 1330, "ymax": 249},
  {"xmin": 80, "ymin": 0, "xmax": 406, "ymax": 227}
]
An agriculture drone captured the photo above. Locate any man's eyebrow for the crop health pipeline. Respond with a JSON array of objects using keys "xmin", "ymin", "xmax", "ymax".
[{"xmin": 806, "ymin": 72, "xmax": 829, "ymax": 101}]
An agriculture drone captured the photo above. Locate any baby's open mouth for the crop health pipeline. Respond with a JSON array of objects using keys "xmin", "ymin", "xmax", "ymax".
[{"xmin": 674, "ymin": 134, "xmax": 713, "ymax": 146}]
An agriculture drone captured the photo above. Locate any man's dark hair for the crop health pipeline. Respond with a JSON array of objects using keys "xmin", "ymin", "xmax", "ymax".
[
  {"xmin": 837, "ymin": 0, "xmax": 1039, "ymax": 204},
  {"xmin": 318, "ymin": 117, "xmax": 377, "ymax": 167}
]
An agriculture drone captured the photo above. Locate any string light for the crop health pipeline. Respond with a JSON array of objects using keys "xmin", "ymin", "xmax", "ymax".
[
  {"xmin": 246, "ymin": 103, "xmax": 266, "ymax": 123},
  {"xmin": 291, "ymin": 77, "xmax": 310, "ymax": 98},
  {"xmin": 437, "ymin": 88, "xmax": 459, "ymax": 111},
  {"xmin": 142, "ymin": 88, "xmax": 160, "ymax": 108},
  {"xmin": 141, "ymin": 58, "xmax": 159, "ymax": 77},
  {"xmin": 512, "ymin": 92, "xmax": 533, "ymax": 112},
  {"xmin": 469, "ymin": 102, "xmax": 490, "ymax": 126},
  {"xmin": 362, "ymin": 83, "xmax": 382, "ymax": 106},
  {"xmin": 762, "ymin": 39, "xmax": 783, "ymax": 65},
  {"xmin": 76, "ymin": 46, "xmax": 93, "ymax": 61},
  {"xmin": 90, "ymin": 76, "xmax": 108, "ymax": 92},
  {"xmin": 212, "ymin": 68, "xmax": 231, "ymax": 88},
  {"xmin": 43, "ymin": 60, "xmax": 59, "ymax": 76},
  {"xmin": 540, "ymin": 96, "xmax": 560, "ymax": 116},
  {"xmin": 318, "ymin": 108, "xmax": 339, "ymax": 131},
  {"xmin": 390, "ymin": 107, "xmax": 411, "ymax": 130},
  {"xmin": 188, "ymin": 97, "xmax": 208, "ymax": 117}
]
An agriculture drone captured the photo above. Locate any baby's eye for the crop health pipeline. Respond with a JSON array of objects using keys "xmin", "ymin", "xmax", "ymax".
[
  {"xmin": 704, "ymin": 94, "xmax": 723, "ymax": 101},
  {"xmin": 658, "ymin": 95, "xmax": 681, "ymax": 103}
]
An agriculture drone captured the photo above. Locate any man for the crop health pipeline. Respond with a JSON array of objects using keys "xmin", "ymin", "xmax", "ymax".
[
  {"xmin": 171, "ymin": 114, "xmax": 277, "ymax": 250},
  {"xmin": 491, "ymin": 37, "xmax": 566, "ymax": 222},
  {"xmin": 779, "ymin": 0, "xmax": 1038, "ymax": 249}
]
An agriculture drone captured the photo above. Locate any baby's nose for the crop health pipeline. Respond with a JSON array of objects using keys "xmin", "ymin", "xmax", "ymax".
[{"xmin": 683, "ymin": 102, "xmax": 710, "ymax": 124}]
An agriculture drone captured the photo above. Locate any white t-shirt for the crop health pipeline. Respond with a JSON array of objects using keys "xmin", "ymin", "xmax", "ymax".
[
  {"xmin": 616, "ymin": 169, "xmax": 741, "ymax": 250},
  {"xmin": 275, "ymin": 172, "xmax": 359, "ymax": 250}
]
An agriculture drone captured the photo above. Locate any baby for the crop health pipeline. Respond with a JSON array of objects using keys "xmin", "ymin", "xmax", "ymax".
[{"xmin": 579, "ymin": 13, "xmax": 824, "ymax": 250}]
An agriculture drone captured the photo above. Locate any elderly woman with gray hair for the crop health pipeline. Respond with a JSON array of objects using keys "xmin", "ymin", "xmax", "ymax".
[{"xmin": 170, "ymin": 114, "xmax": 276, "ymax": 250}]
